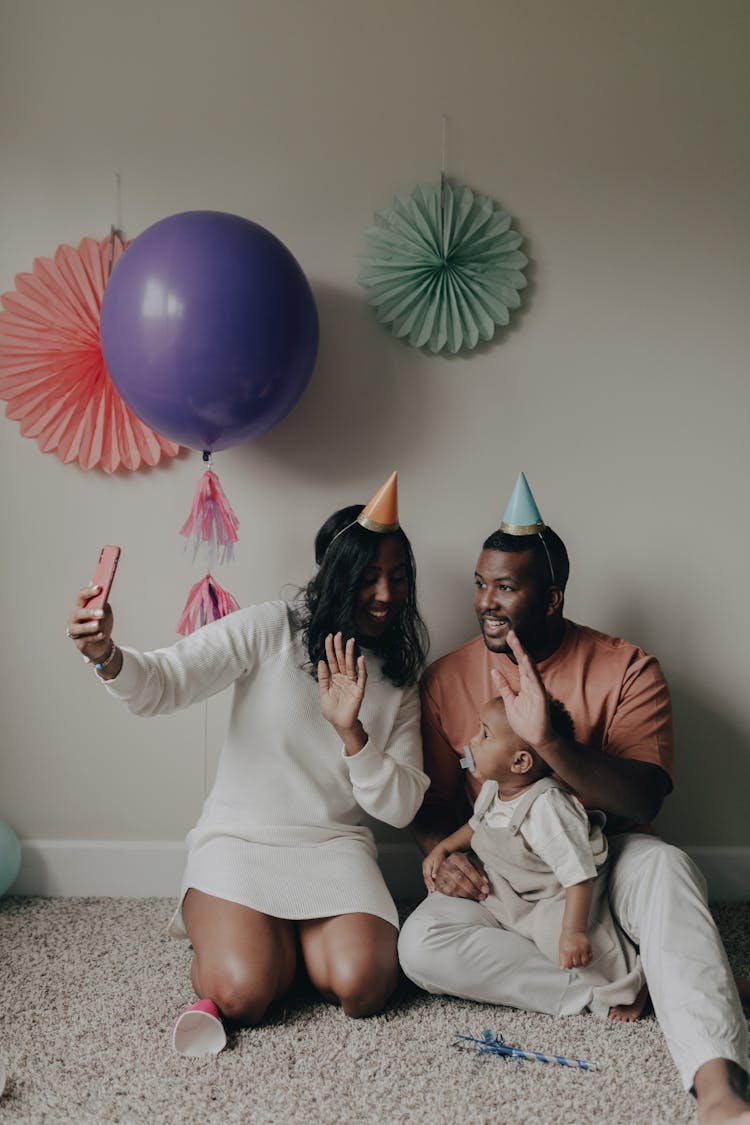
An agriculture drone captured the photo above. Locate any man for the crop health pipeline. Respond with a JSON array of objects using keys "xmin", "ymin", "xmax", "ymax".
[{"xmin": 398, "ymin": 474, "xmax": 750, "ymax": 1123}]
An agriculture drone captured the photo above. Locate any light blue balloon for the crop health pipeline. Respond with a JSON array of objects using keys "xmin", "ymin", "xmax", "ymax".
[{"xmin": 0, "ymin": 820, "xmax": 21, "ymax": 896}]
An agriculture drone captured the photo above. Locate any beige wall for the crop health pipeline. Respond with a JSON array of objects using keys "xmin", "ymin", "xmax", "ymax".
[{"xmin": 1, "ymin": 0, "xmax": 748, "ymax": 850}]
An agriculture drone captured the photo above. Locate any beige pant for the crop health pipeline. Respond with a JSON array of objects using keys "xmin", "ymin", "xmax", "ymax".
[{"xmin": 398, "ymin": 833, "xmax": 748, "ymax": 1090}]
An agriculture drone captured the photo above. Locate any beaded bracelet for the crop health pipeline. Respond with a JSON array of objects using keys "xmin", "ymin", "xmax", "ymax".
[{"xmin": 94, "ymin": 641, "xmax": 118, "ymax": 672}]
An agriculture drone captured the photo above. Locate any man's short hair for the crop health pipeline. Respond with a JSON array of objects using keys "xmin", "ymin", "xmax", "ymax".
[{"xmin": 481, "ymin": 526, "xmax": 569, "ymax": 591}]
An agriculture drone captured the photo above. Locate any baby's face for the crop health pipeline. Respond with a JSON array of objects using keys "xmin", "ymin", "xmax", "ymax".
[{"xmin": 469, "ymin": 699, "xmax": 525, "ymax": 782}]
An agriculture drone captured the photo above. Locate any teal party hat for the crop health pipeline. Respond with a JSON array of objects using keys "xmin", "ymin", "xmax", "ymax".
[{"xmin": 499, "ymin": 472, "xmax": 546, "ymax": 535}]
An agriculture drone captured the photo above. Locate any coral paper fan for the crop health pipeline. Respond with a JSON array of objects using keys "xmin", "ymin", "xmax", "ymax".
[
  {"xmin": 0, "ymin": 234, "xmax": 181, "ymax": 472},
  {"xmin": 358, "ymin": 183, "xmax": 528, "ymax": 354}
]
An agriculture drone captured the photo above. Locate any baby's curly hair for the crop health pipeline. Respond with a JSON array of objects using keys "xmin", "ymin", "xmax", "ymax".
[
  {"xmin": 489, "ymin": 693, "xmax": 574, "ymax": 779},
  {"xmin": 532, "ymin": 696, "xmax": 575, "ymax": 778},
  {"xmin": 548, "ymin": 695, "xmax": 575, "ymax": 743}
]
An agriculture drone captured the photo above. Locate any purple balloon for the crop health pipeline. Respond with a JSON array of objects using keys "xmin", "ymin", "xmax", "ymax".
[{"xmin": 100, "ymin": 211, "xmax": 319, "ymax": 451}]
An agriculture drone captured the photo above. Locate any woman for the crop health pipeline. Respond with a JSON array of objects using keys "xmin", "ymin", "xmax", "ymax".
[{"xmin": 66, "ymin": 474, "xmax": 429, "ymax": 1048}]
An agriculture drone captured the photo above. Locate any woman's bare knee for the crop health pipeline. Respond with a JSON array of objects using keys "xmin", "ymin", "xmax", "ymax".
[
  {"xmin": 183, "ymin": 891, "xmax": 296, "ymax": 1026},
  {"xmin": 192, "ymin": 952, "xmax": 282, "ymax": 1025},
  {"xmin": 332, "ymin": 959, "xmax": 398, "ymax": 1018},
  {"xmin": 300, "ymin": 912, "xmax": 398, "ymax": 1017}
]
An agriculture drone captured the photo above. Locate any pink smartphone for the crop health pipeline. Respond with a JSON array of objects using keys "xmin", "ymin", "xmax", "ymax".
[{"xmin": 84, "ymin": 545, "xmax": 121, "ymax": 615}]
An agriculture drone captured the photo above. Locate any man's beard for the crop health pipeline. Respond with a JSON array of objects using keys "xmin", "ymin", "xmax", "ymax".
[{"xmin": 478, "ymin": 610, "xmax": 546, "ymax": 659}]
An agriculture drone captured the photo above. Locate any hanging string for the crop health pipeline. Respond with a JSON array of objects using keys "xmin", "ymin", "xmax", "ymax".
[
  {"xmin": 108, "ymin": 171, "xmax": 124, "ymax": 278},
  {"xmin": 114, "ymin": 170, "xmax": 123, "ymax": 234},
  {"xmin": 440, "ymin": 115, "xmax": 448, "ymax": 241},
  {"xmin": 203, "ymin": 699, "xmax": 209, "ymax": 798}
]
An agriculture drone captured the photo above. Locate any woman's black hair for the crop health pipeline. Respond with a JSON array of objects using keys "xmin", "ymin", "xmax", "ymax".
[{"xmin": 294, "ymin": 505, "xmax": 429, "ymax": 687}]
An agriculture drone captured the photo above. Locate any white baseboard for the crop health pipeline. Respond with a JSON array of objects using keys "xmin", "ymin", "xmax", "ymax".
[
  {"xmin": 11, "ymin": 840, "xmax": 187, "ymax": 897},
  {"xmin": 684, "ymin": 847, "xmax": 750, "ymax": 904},
  {"xmin": 8, "ymin": 840, "xmax": 750, "ymax": 902}
]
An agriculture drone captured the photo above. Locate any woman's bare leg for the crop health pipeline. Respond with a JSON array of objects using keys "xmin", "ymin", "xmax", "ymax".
[
  {"xmin": 182, "ymin": 889, "xmax": 297, "ymax": 1026},
  {"xmin": 299, "ymin": 912, "xmax": 398, "ymax": 1018}
]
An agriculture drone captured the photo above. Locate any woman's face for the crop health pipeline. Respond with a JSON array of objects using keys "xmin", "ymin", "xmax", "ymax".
[{"xmin": 354, "ymin": 536, "xmax": 408, "ymax": 640}]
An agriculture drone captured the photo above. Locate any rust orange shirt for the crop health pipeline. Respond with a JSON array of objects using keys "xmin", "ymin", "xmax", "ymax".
[{"xmin": 420, "ymin": 620, "xmax": 674, "ymax": 832}]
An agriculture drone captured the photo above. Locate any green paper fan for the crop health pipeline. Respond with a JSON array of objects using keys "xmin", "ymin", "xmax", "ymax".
[{"xmin": 357, "ymin": 183, "xmax": 528, "ymax": 354}]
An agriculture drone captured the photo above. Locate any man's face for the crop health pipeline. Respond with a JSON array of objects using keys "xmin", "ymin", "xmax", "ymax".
[{"xmin": 473, "ymin": 548, "xmax": 550, "ymax": 656}]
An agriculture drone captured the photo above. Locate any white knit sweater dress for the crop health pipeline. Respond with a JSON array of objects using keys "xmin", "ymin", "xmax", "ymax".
[{"xmin": 104, "ymin": 601, "xmax": 429, "ymax": 935}]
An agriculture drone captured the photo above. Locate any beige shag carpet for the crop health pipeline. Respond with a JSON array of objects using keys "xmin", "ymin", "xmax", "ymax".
[{"xmin": 0, "ymin": 898, "xmax": 747, "ymax": 1125}]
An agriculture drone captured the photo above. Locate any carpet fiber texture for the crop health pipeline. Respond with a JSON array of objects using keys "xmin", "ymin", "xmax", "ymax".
[{"xmin": 0, "ymin": 898, "xmax": 747, "ymax": 1124}]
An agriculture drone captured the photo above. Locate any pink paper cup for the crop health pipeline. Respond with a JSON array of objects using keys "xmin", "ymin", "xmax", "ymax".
[{"xmin": 172, "ymin": 999, "xmax": 226, "ymax": 1057}]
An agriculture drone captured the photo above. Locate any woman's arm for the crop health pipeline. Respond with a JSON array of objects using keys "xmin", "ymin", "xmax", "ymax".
[
  {"xmin": 67, "ymin": 584, "xmax": 116, "ymax": 666},
  {"xmin": 317, "ymin": 632, "xmax": 369, "ymax": 754},
  {"xmin": 74, "ymin": 601, "xmax": 286, "ymax": 717},
  {"xmin": 318, "ymin": 638, "xmax": 430, "ymax": 828},
  {"xmin": 410, "ymin": 678, "xmax": 490, "ymax": 901},
  {"xmin": 346, "ymin": 681, "xmax": 430, "ymax": 828}
]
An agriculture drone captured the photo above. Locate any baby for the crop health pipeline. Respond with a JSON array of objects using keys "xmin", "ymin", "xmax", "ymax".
[{"xmin": 423, "ymin": 695, "xmax": 648, "ymax": 1021}]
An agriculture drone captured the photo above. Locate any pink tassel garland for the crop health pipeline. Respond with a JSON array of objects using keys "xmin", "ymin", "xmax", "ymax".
[
  {"xmin": 180, "ymin": 469, "xmax": 240, "ymax": 564},
  {"xmin": 176, "ymin": 574, "xmax": 240, "ymax": 636}
]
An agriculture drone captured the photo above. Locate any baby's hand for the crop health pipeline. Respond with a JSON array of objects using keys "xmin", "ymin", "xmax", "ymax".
[
  {"xmin": 559, "ymin": 930, "xmax": 593, "ymax": 970},
  {"xmin": 422, "ymin": 846, "xmax": 449, "ymax": 894}
]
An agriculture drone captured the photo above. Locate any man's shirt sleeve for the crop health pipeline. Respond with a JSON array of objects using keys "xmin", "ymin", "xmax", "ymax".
[
  {"xmin": 604, "ymin": 653, "xmax": 674, "ymax": 781},
  {"xmin": 420, "ymin": 670, "xmax": 464, "ymax": 807}
]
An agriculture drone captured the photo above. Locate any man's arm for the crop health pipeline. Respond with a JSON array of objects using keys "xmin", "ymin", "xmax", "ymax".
[
  {"xmin": 492, "ymin": 630, "xmax": 672, "ymax": 824},
  {"xmin": 412, "ymin": 802, "xmax": 464, "ymax": 855},
  {"xmin": 413, "ymin": 805, "xmax": 490, "ymax": 900},
  {"xmin": 422, "ymin": 822, "xmax": 475, "ymax": 893},
  {"xmin": 531, "ymin": 739, "xmax": 669, "ymax": 823},
  {"xmin": 412, "ymin": 679, "xmax": 490, "ymax": 901}
]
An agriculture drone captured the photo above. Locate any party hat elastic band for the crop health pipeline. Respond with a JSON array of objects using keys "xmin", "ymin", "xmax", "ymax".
[
  {"xmin": 499, "ymin": 472, "xmax": 545, "ymax": 536},
  {"xmin": 357, "ymin": 471, "xmax": 399, "ymax": 533}
]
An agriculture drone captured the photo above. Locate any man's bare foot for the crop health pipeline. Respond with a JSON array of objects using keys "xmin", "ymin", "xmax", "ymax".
[
  {"xmin": 734, "ymin": 976, "xmax": 750, "ymax": 1017},
  {"xmin": 608, "ymin": 981, "xmax": 650, "ymax": 1022},
  {"xmin": 695, "ymin": 1058, "xmax": 750, "ymax": 1124}
]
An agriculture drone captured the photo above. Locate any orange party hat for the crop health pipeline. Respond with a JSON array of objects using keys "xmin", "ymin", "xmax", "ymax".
[{"xmin": 357, "ymin": 471, "xmax": 399, "ymax": 533}]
